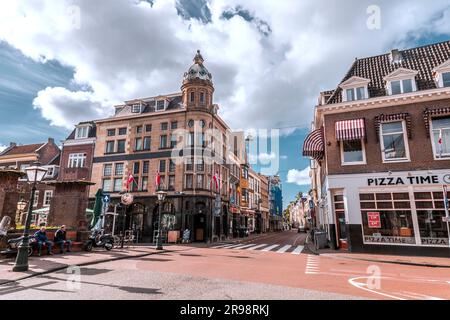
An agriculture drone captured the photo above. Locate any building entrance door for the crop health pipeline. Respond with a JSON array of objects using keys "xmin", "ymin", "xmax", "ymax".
[
  {"xmin": 193, "ymin": 213, "xmax": 206, "ymax": 242},
  {"xmin": 333, "ymin": 194, "xmax": 348, "ymax": 249}
]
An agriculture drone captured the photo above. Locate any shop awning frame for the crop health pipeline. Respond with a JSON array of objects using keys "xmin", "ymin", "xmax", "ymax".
[
  {"xmin": 335, "ymin": 118, "xmax": 366, "ymax": 142},
  {"xmin": 302, "ymin": 127, "xmax": 325, "ymax": 161}
]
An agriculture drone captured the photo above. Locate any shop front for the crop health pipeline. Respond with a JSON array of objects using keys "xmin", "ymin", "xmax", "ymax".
[{"xmin": 327, "ymin": 170, "xmax": 450, "ymax": 256}]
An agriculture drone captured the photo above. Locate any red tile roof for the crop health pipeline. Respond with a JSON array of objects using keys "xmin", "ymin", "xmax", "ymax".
[{"xmin": 1, "ymin": 143, "xmax": 44, "ymax": 156}]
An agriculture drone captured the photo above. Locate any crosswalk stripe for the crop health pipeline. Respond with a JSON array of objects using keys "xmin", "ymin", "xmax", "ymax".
[
  {"xmin": 276, "ymin": 245, "xmax": 292, "ymax": 253},
  {"xmin": 246, "ymin": 244, "xmax": 268, "ymax": 250},
  {"xmin": 233, "ymin": 244, "xmax": 257, "ymax": 250},
  {"xmin": 291, "ymin": 246, "xmax": 304, "ymax": 255},
  {"xmin": 211, "ymin": 244, "xmax": 233, "ymax": 249},
  {"xmin": 262, "ymin": 244, "xmax": 280, "ymax": 252}
]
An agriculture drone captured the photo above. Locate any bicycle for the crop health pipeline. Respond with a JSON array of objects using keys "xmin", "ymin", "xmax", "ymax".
[{"xmin": 305, "ymin": 228, "xmax": 320, "ymax": 255}]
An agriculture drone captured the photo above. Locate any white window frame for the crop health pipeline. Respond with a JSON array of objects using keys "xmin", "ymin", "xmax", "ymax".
[
  {"xmin": 345, "ymin": 86, "xmax": 367, "ymax": 102},
  {"xmin": 156, "ymin": 100, "xmax": 166, "ymax": 111},
  {"xmin": 75, "ymin": 126, "xmax": 89, "ymax": 139},
  {"xmin": 430, "ymin": 116, "xmax": 450, "ymax": 160},
  {"xmin": 340, "ymin": 139, "xmax": 367, "ymax": 166},
  {"xmin": 43, "ymin": 190, "xmax": 53, "ymax": 207},
  {"xmin": 440, "ymin": 71, "xmax": 450, "ymax": 88},
  {"xmin": 388, "ymin": 78, "xmax": 417, "ymax": 95},
  {"xmin": 131, "ymin": 104, "xmax": 141, "ymax": 113},
  {"xmin": 102, "ymin": 179, "xmax": 112, "ymax": 192},
  {"xmin": 68, "ymin": 153, "xmax": 86, "ymax": 168},
  {"xmin": 339, "ymin": 76, "xmax": 370, "ymax": 102},
  {"xmin": 33, "ymin": 191, "xmax": 39, "ymax": 207},
  {"xmin": 380, "ymin": 120, "xmax": 410, "ymax": 163}
]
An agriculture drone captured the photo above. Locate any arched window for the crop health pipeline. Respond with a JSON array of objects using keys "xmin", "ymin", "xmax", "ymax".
[
  {"xmin": 190, "ymin": 91, "xmax": 195, "ymax": 103},
  {"xmin": 200, "ymin": 92, "xmax": 205, "ymax": 103}
]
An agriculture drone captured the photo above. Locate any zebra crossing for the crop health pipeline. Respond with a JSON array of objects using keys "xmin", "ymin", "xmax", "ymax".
[{"xmin": 210, "ymin": 243, "xmax": 305, "ymax": 255}]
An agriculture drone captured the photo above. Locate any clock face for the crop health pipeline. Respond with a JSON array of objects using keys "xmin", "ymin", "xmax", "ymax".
[
  {"xmin": 121, "ymin": 193, "xmax": 134, "ymax": 205},
  {"xmin": 443, "ymin": 174, "xmax": 450, "ymax": 184}
]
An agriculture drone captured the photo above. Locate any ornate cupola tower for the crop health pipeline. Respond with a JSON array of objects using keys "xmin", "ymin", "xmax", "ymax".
[{"xmin": 182, "ymin": 50, "xmax": 214, "ymax": 111}]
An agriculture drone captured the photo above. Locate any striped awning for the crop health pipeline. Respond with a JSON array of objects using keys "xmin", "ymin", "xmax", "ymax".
[
  {"xmin": 302, "ymin": 128, "xmax": 325, "ymax": 161},
  {"xmin": 423, "ymin": 107, "xmax": 450, "ymax": 137},
  {"xmin": 335, "ymin": 119, "xmax": 366, "ymax": 141}
]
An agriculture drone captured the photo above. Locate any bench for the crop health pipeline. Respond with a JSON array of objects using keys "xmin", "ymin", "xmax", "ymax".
[{"xmin": 31, "ymin": 232, "xmax": 84, "ymax": 255}]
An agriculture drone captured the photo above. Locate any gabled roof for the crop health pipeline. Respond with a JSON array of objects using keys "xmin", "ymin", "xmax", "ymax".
[
  {"xmin": 0, "ymin": 143, "xmax": 44, "ymax": 156},
  {"xmin": 326, "ymin": 40, "xmax": 450, "ymax": 104}
]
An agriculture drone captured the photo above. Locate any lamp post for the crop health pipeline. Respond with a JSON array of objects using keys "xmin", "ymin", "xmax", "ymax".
[
  {"xmin": 156, "ymin": 190, "xmax": 167, "ymax": 250},
  {"xmin": 13, "ymin": 162, "xmax": 47, "ymax": 272}
]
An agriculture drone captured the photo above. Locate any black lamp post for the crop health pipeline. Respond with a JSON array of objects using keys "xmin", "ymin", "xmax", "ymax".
[
  {"xmin": 13, "ymin": 162, "xmax": 48, "ymax": 272},
  {"xmin": 156, "ymin": 190, "xmax": 167, "ymax": 250}
]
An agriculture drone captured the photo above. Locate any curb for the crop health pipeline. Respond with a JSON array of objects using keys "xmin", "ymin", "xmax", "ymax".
[
  {"xmin": 322, "ymin": 254, "xmax": 450, "ymax": 268},
  {"xmin": 0, "ymin": 249, "xmax": 168, "ymax": 286}
]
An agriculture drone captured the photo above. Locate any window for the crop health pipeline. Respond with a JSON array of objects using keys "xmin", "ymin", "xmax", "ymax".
[
  {"xmin": 415, "ymin": 192, "xmax": 449, "ymax": 246},
  {"xmin": 443, "ymin": 72, "xmax": 450, "ymax": 88},
  {"xmin": 106, "ymin": 141, "xmax": 115, "ymax": 154},
  {"xmin": 133, "ymin": 162, "xmax": 140, "ymax": 175},
  {"xmin": 136, "ymin": 126, "xmax": 143, "ymax": 134},
  {"xmin": 143, "ymin": 137, "xmax": 151, "ymax": 151},
  {"xmin": 170, "ymin": 134, "xmax": 177, "ymax": 148},
  {"xmin": 185, "ymin": 157, "xmax": 193, "ymax": 171},
  {"xmin": 102, "ymin": 179, "xmax": 112, "ymax": 192},
  {"xmin": 156, "ymin": 100, "xmax": 165, "ymax": 111},
  {"xmin": 75, "ymin": 126, "xmax": 89, "ymax": 139},
  {"xmin": 131, "ymin": 177, "xmax": 139, "ymax": 192},
  {"xmin": 115, "ymin": 163, "xmax": 124, "ymax": 176},
  {"xmin": 390, "ymin": 79, "xmax": 414, "ymax": 95},
  {"xmin": 135, "ymin": 138, "xmax": 142, "ymax": 151},
  {"xmin": 159, "ymin": 160, "xmax": 166, "ymax": 173},
  {"xmin": 171, "ymin": 121, "xmax": 178, "ymax": 130},
  {"xmin": 200, "ymin": 92, "xmax": 205, "ymax": 103},
  {"xmin": 188, "ymin": 119, "xmax": 194, "ymax": 128},
  {"xmin": 142, "ymin": 177, "xmax": 149, "ymax": 191},
  {"xmin": 197, "ymin": 174, "xmax": 204, "ymax": 189},
  {"xmin": 117, "ymin": 140, "xmax": 126, "ymax": 153},
  {"xmin": 131, "ymin": 104, "xmax": 141, "ymax": 113},
  {"xmin": 113, "ymin": 179, "xmax": 122, "ymax": 192},
  {"xmin": 107, "ymin": 129, "xmax": 116, "ymax": 137},
  {"xmin": 341, "ymin": 139, "xmax": 365, "ymax": 165},
  {"xmin": 196, "ymin": 158, "xmax": 204, "ymax": 172},
  {"xmin": 163, "ymin": 161, "xmax": 173, "ymax": 175},
  {"xmin": 161, "ymin": 122, "xmax": 168, "ymax": 131},
  {"xmin": 185, "ymin": 174, "xmax": 193, "ymax": 189},
  {"xmin": 169, "ymin": 175, "xmax": 175, "ymax": 190},
  {"xmin": 33, "ymin": 191, "xmax": 39, "ymax": 207},
  {"xmin": 118, "ymin": 127, "xmax": 127, "ymax": 135},
  {"xmin": 431, "ymin": 117, "xmax": 450, "ymax": 158},
  {"xmin": 380, "ymin": 121, "xmax": 409, "ymax": 162},
  {"xmin": 190, "ymin": 92, "xmax": 195, "ymax": 103},
  {"xmin": 68, "ymin": 153, "xmax": 86, "ymax": 168},
  {"xmin": 145, "ymin": 124, "xmax": 152, "ymax": 132},
  {"xmin": 187, "ymin": 132, "xmax": 194, "ymax": 146},
  {"xmin": 46, "ymin": 167, "xmax": 54, "ymax": 178},
  {"xmin": 160, "ymin": 135, "xmax": 168, "ymax": 149},
  {"xmin": 103, "ymin": 164, "xmax": 112, "ymax": 176},
  {"xmin": 346, "ymin": 87, "xmax": 365, "ymax": 101},
  {"xmin": 141, "ymin": 161, "xmax": 149, "ymax": 174}
]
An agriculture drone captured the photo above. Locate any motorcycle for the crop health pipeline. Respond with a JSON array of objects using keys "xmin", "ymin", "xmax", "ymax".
[
  {"xmin": 1, "ymin": 235, "xmax": 35, "ymax": 257},
  {"xmin": 84, "ymin": 229, "xmax": 114, "ymax": 252}
]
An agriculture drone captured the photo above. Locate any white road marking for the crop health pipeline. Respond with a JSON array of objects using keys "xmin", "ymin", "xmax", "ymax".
[
  {"xmin": 276, "ymin": 245, "xmax": 292, "ymax": 253},
  {"xmin": 291, "ymin": 246, "xmax": 304, "ymax": 255},
  {"xmin": 223, "ymin": 244, "xmax": 246, "ymax": 249},
  {"xmin": 211, "ymin": 244, "xmax": 233, "ymax": 249},
  {"xmin": 348, "ymin": 277, "xmax": 405, "ymax": 300},
  {"xmin": 400, "ymin": 291, "xmax": 444, "ymax": 301},
  {"xmin": 262, "ymin": 244, "xmax": 280, "ymax": 252},
  {"xmin": 233, "ymin": 244, "xmax": 257, "ymax": 250},
  {"xmin": 305, "ymin": 255, "xmax": 320, "ymax": 275},
  {"xmin": 246, "ymin": 244, "xmax": 268, "ymax": 250}
]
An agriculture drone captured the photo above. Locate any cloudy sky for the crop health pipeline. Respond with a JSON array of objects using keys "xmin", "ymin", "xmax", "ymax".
[{"xmin": 0, "ymin": 0, "xmax": 450, "ymax": 205}]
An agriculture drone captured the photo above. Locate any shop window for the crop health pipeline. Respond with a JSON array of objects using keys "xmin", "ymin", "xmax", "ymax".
[
  {"xmin": 360, "ymin": 192, "xmax": 415, "ymax": 245},
  {"xmin": 431, "ymin": 116, "xmax": 450, "ymax": 158},
  {"xmin": 414, "ymin": 192, "xmax": 449, "ymax": 246},
  {"xmin": 380, "ymin": 121, "xmax": 409, "ymax": 162}
]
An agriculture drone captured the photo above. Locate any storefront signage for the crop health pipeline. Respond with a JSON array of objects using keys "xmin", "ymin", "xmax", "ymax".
[
  {"xmin": 367, "ymin": 175, "xmax": 439, "ymax": 187},
  {"xmin": 367, "ymin": 212, "xmax": 381, "ymax": 228},
  {"xmin": 364, "ymin": 236, "xmax": 416, "ymax": 245},
  {"xmin": 421, "ymin": 238, "xmax": 449, "ymax": 246}
]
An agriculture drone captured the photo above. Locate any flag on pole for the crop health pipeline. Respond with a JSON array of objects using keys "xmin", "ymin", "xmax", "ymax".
[
  {"xmin": 438, "ymin": 129, "xmax": 444, "ymax": 158},
  {"xmin": 155, "ymin": 170, "xmax": 161, "ymax": 189},
  {"xmin": 126, "ymin": 174, "xmax": 136, "ymax": 191},
  {"xmin": 212, "ymin": 171, "xmax": 220, "ymax": 192}
]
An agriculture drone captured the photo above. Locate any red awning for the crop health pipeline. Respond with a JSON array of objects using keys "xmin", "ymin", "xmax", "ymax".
[
  {"xmin": 335, "ymin": 119, "xmax": 366, "ymax": 141},
  {"xmin": 302, "ymin": 127, "xmax": 324, "ymax": 161}
]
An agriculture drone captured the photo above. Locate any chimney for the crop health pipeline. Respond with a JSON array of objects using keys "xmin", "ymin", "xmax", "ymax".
[
  {"xmin": 9, "ymin": 142, "xmax": 16, "ymax": 147},
  {"xmin": 390, "ymin": 49, "xmax": 402, "ymax": 64},
  {"xmin": 48, "ymin": 138, "xmax": 55, "ymax": 144}
]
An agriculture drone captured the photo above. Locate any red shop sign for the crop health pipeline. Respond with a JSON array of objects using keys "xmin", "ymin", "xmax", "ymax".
[{"xmin": 367, "ymin": 212, "xmax": 381, "ymax": 229}]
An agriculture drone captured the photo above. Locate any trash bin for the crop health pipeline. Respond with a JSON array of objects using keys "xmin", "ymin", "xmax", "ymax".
[{"xmin": 314, "ymin": 231, "xmax": 328, "ymax": 249}]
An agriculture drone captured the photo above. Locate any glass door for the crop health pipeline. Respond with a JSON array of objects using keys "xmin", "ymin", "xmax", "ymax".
[{"xmin": 334, "ymin": 194, "xmax": 348, "ymax": 249}]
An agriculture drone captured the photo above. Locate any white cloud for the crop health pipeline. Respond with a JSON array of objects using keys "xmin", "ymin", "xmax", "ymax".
[
  {"xmin": 0, "ymin": 145, "xmax": 7, "ymax": 152},
  {"xmin": 0, "ymin": 0, "xmax": 449, "ymax": 131},
  {"xmin": 287, "ymin": 167, "xmax": 311, "ymax": 186}
]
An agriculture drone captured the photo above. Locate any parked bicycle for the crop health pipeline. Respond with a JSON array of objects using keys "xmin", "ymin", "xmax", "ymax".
[{"xmin": 305, "ymin": 228, "xmax": 320, "ymax": 255}]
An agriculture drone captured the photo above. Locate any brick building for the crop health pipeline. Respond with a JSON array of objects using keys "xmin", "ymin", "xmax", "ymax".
[
  {"xmin": 304, "ymin": 40, "xmax": 450, "ymax": 256},
  {"xmin": 78, "ymin": 51, "xmax": 233, "ymax": 243},
  {"xmin": 0, "ymin": 138, "xmax": 60, "ymax": 226}
]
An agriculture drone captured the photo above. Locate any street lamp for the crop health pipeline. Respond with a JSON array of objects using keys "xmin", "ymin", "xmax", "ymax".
[
  {"xmin": 156, "ymin": 190, "xmax": 167, "ymax": 250},
  {"xmin": 13, "ymin": 162, "xmax": 47, "ymax": 272}
]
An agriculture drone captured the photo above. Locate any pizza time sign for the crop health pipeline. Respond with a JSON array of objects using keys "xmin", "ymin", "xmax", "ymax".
[{"xmin": 367, "ymin": 175, "xmax": 440, "ymax": 187}]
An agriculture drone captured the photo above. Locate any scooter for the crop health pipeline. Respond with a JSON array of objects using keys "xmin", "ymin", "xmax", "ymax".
[
  {"xmin": 84, "ymin": 229, "xmax": 114, "ymax": 252},
  {"xmin": 1, "ymin": 235, "xmax": 35, "ymax": 257}
]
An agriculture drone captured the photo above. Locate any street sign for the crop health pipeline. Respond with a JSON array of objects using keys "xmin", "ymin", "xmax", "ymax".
[
  {"xmin": 368, "ymin": 212, "xmax": 381, "ymax": 229},
  {"xmin": 102, "ymin": 194, "xmax": 110, "ymax": 204}
]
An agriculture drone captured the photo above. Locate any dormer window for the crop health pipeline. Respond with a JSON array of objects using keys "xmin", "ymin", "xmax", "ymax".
[
  {"xmin": 339, "ymin": 76, "xmax": 370, "ymax": 102},
  {"xmin": 156, "ymin": 100, "xmax": 165, "ymax": 111},
  {"xmin": 433, "ymin": 59, "xmax": 450, "ymax": 88},
  {"xmin": 75, "ymin": 126, "xmax": 89, "ymax": 139},
  {"xmin": 131, "ymin": 104, "xmax": 141, "ymax": 113},
  {"xmin": 384, "ymin": 68, "xmax": 418, "ymax": 95}
]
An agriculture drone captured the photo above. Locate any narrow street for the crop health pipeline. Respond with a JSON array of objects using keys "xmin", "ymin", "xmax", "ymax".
[{"xmin": 1, "ymin": 230, "xmax": 448, "ymax": 300}]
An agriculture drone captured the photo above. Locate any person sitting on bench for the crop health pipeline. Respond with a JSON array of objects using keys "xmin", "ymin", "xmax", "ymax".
[
  {"xmin": 54, "ymin": 225, "xmax": 72, "ymax": 254},
  {"xmin": 34, "ymin": 226, "xmax": 53, "ymax": 256}
]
